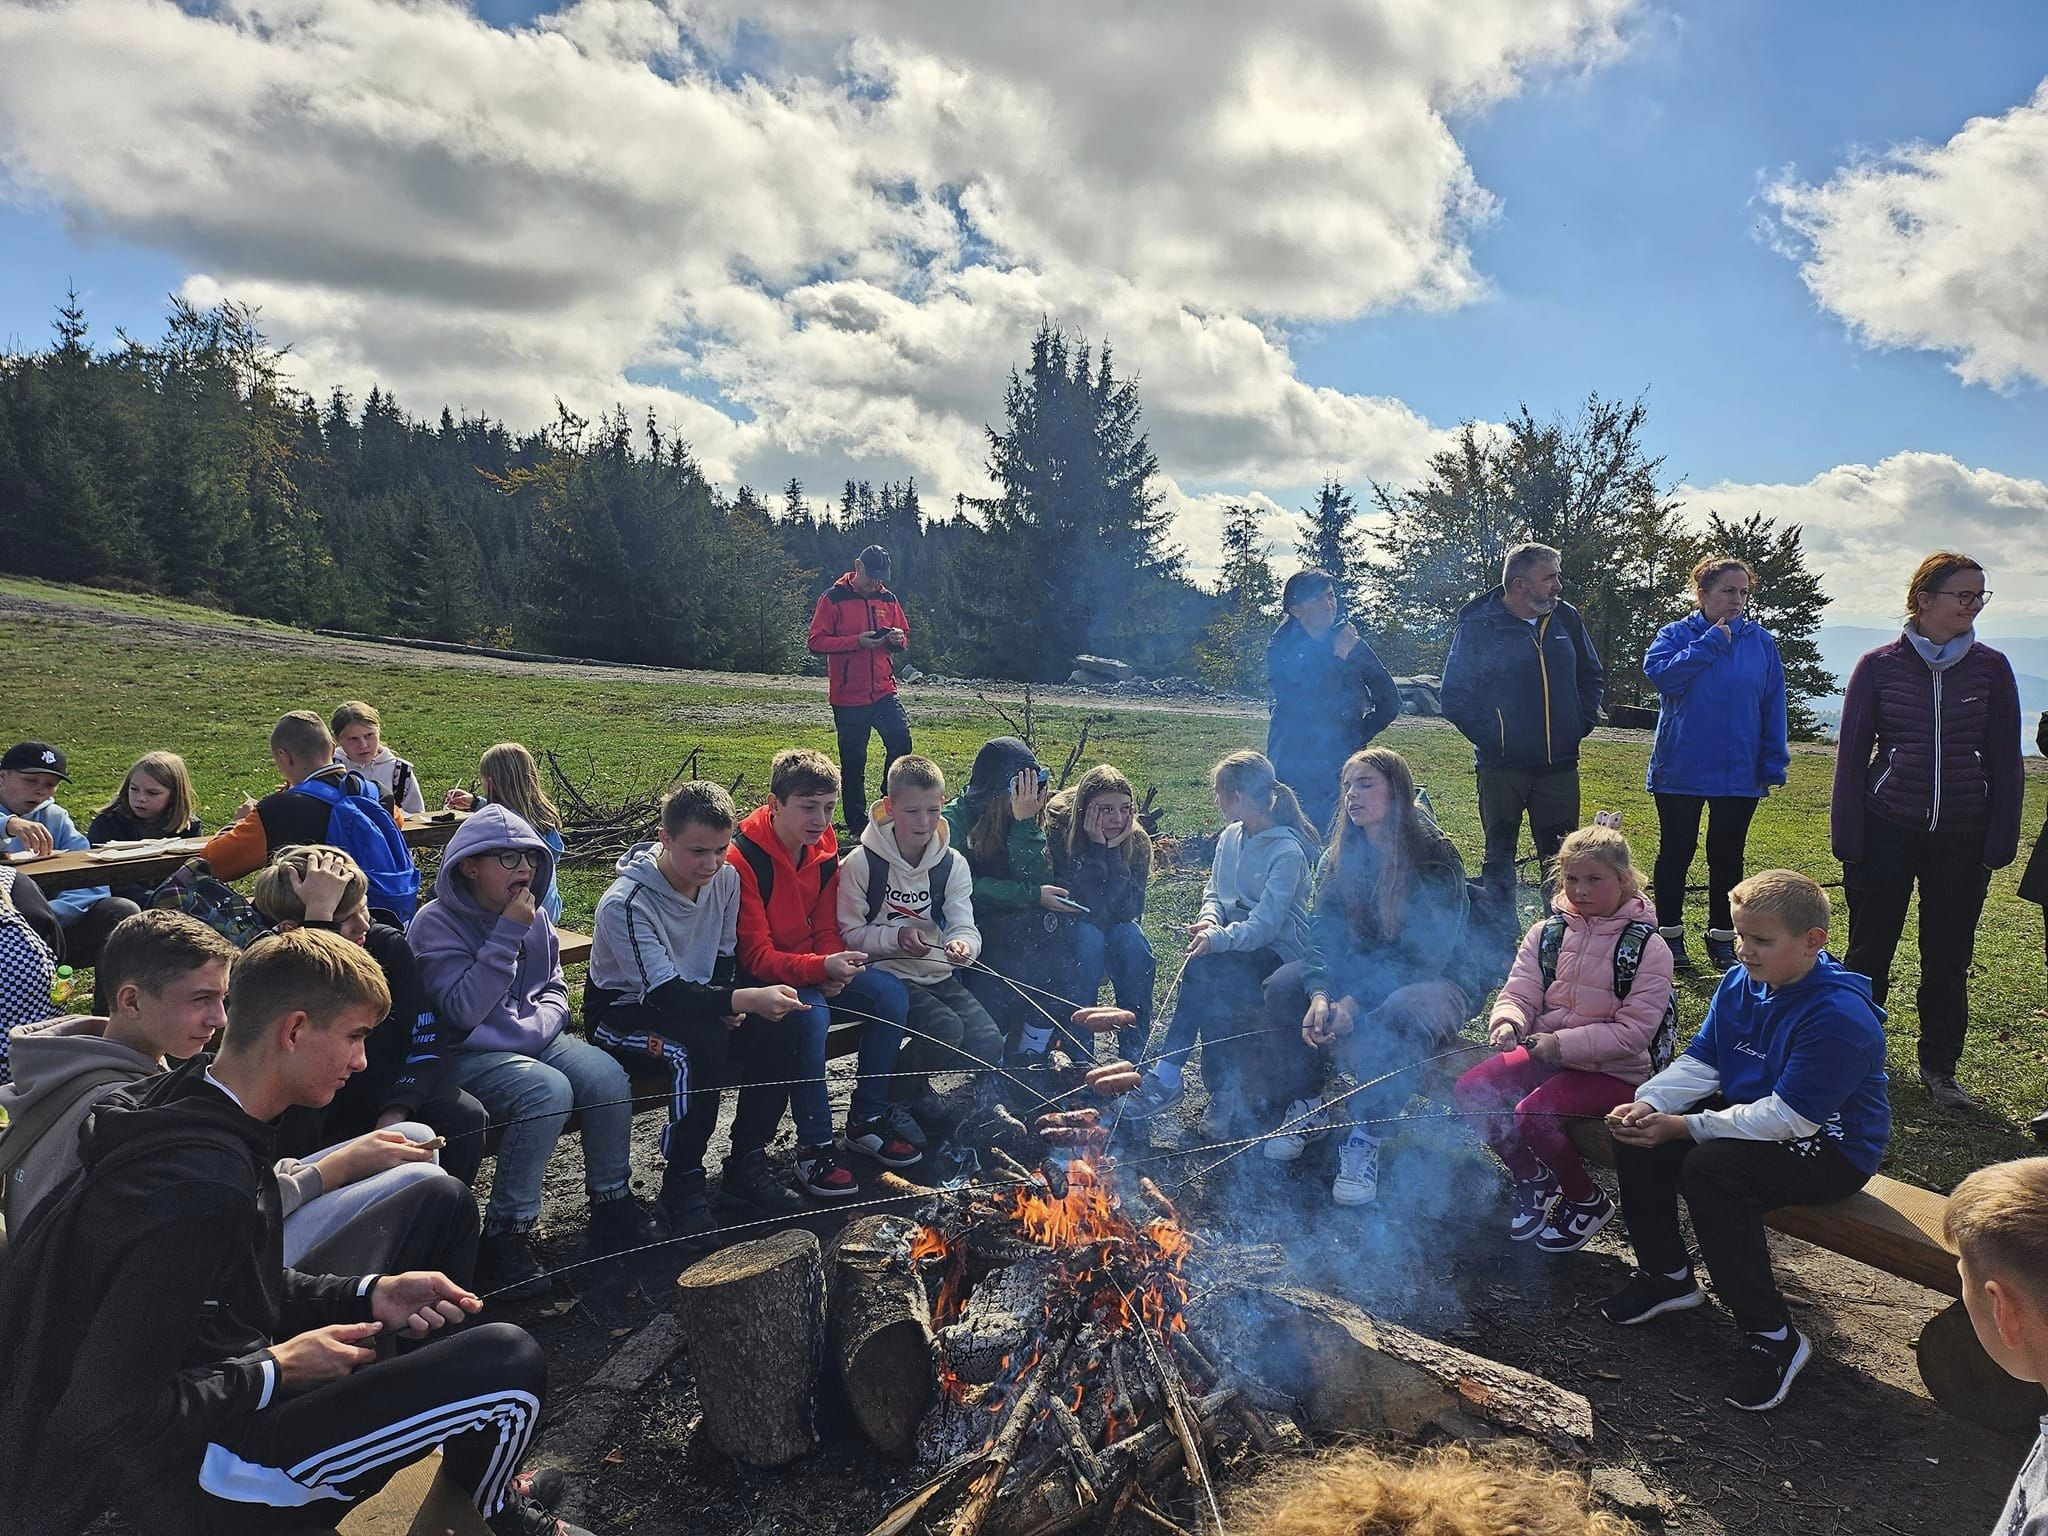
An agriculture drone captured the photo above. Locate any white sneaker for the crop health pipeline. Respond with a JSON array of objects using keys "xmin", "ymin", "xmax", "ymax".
[
  {"xmin": 1262, "ymin": 1097, "xmax": 1331, "ymax": 1162},
  {"xmin": 1333, "ymin": 1133, "xmax": 1381, "ymax": 1205}
]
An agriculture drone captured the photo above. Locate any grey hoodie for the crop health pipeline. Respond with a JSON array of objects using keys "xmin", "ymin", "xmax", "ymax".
[
  {"xmin": 1196, "ymin": 822, "xmax": 1317, "ymax": 963},
  {"xmin": 406, "ymin": 804, "xmax": 568, "ymax": 1056},
  {"xmin": 838, "ymin": 801, "xmax": 979, "ymax": 984},
  {"xmin": 589, "ymin": 842, "xmax": 739, "ymax": 1004}
]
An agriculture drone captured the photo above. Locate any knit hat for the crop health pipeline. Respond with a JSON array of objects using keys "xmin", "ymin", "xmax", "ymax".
[{"xmin": 958, "ymin": 737, "xmax": 1043, "ymax": 824}]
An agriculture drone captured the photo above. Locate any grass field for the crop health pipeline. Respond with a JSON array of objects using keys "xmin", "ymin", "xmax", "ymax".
[{"xmin": 5, "ymin": 574, "xmax": 2043, "ymax": 1191}]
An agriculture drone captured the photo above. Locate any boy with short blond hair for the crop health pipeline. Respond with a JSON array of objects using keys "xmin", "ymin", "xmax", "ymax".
[
  {"xmin": 1601, "ymin": 868, "xmax": 1889, "ymax": 1412},
  {"xmin": 1947, "ymin": 1157, "xmax": 2048, "ymax": 1534}
]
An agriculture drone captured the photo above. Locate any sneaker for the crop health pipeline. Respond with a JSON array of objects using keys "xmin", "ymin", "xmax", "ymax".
[
  {"xmin": 1657, "ymin": 925, "xmax": 1693, "ymax": 972},
  {"xmin": 1703, "ymin": 930, "xmax": 1740, "ymax": 971},
  {"xmin": 879, "ymin": 1101, "xmax": 930, "ymax": 1151},
  {"xmin": 1121, "ymin": 1072, "xmax": 1186, "ymax": 1121},
  {"xmin": 1331, "ymin": 1133, "xmax": 1380, "ymax": 1205},
  {"xmin": 658, "ymin": 1186, "xmax": 717, "ymax": 1258},
  {"xmin": 718, "ymin": 1148, "xmax": 808, "ymax": 1217},
  {"xmin": 2031, "ymin": 1108, "xmax": 2048, "ymax": 1146},
  {"xmin": 1533, "ymin": 1188, "xmax": 1615, "ymax": 1254},
  {"xmin": 795, "ymin": 1142, "xmax": 861, "ymax": 1199},
  {"xmin": 844, "ymin": 1117, "xmax": 923, "ymax": 1169},
  {"xmin": 478, "ymin": 1231, "xmax": 551, "ymax": 1302},
  {"xmin": 1919, "ymin": 1068, "xmax": 1975, "ymax": 1108},
  {"xmin": 1198, "ymin": 1093, "xmax": 1240, "ymax": 1142},
  {"xmin": 1726, "ymin": 1328, "xmax": 1812, "ymax": 1412},
  {"xmin": 1262, "ymin": 1096, "xmax": 1332, "ymax": 1162},
  {"xmin": 507, "ymin": 1467, "xmax": 565, "ymax": 1511},
  {"xmin": 1599, "ymin": 1268, "xmax": 1705, "ymax": 1326},
  {"xmin": 587, "ymin": 1195, "xmax": 660, "ymax": 1256},
  {"xmin": 1508, "ymin": 1170, "xmax": 1562, "ymax": 1242},
  {"xmin": 488, "ymin": 1490, "xmax": 595, "ymax": 1536}
]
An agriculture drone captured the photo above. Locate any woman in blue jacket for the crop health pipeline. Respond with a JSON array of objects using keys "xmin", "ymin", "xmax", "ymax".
[{"xmin": 1643, "ymin": 556, "xmax": 1789, "ymax": 971}]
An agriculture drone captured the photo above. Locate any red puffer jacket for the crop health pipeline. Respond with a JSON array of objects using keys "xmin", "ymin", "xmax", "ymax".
[
  {"xmin": 807, "ymin": 573, "xmax": 908, "ymax": 707},
  {"xmin": 1830, "ymin": 634, "xmax": 2024, "ymax": 867}
]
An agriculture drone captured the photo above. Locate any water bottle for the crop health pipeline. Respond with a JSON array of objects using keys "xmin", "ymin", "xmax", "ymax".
[{"xmin": 49, "ymin": 964, "xmax": 78, "ymax": 1010}]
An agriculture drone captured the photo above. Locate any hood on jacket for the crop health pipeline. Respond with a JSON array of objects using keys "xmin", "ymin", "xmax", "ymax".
[
  {"xmin": 736, "ymin": 802, "xmax": 837, "ymax": 878},
  {"xmin": 431, "ymin": 802, "xmax": 556, "ymax": 917},
  {"xmin": 958, "ymin": 737, "xmax": 1041, "ymax": 825},
  {"xmin": 0, "ymin": 1016, "xmax": 156, "ymax": 1111},
  {"xmin": 1740, "ymin": 948, "xmax": 1880, "ymax": 1013},
  {"xmin": 610, "ymin": 839, "xmax": 713, "ymax": 914},
  {"xmin": 75, "ymin": 1054, "xmax": 265, "ymax": 1173},
  {"xmin": 1456, "ymin": 585, "xmax": 1519, "ymax": 624},
  {"xmin": 860, "ymin": 801, "xmax": 954, "ymax": 878},
  {"xmin": 1551, "ymin": 890, "xmax": 1658, "ymax": 930}
]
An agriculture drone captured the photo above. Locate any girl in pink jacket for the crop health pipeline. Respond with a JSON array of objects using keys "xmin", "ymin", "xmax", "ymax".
[{"xmin": 1453, "ymin": 825, "xmax": 1675, "ymax": 1254}]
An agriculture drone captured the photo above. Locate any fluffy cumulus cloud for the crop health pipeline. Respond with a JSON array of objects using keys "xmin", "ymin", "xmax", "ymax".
[
  {"xmin": 1767, "ymin": 80, "xmax": 2048, "ymax": 390},
  {"xmin": 0, "ymin": 0, "xmax": 1633, "ymax": 524},
  {"xmin": 1681, "ymin": 452, "xmax": 2048, "ymax": 623}
]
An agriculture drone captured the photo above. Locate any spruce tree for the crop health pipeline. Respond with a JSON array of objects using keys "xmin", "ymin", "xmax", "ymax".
[{"xmin": 1295, "ymin": 477, "xmax": 1365, "ymax": 611}]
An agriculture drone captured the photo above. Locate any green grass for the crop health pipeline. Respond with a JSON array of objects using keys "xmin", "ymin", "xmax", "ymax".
[{"xmin": 5, "ymin": 578, "xmax": 2043, "ymax": 1190}]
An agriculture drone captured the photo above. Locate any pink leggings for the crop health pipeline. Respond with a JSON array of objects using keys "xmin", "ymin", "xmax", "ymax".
[{"xmin": 1451, "ymin": 1048, "xmax": 1638, "ymax": 1201}]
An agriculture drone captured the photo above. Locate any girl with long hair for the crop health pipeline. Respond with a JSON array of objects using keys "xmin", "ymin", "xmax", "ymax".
[
  {"xmin": 444, "ymin": 742, "xmax": 567, "ymax": 923},
  {"xmin": 87, "ymin": 751, "xmax": 203, "ymax": 905},
  {"xmin": 1046, "ymin": 765, "xmax": 1155, "ymax": 1064}
]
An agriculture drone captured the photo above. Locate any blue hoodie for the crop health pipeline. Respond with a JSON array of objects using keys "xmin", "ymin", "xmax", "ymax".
[
  {"xmin": 1643, "ymin": 612, "xmax": 1791, "ymax": 798},
  {"xmin": 1685, "ymin": 952, "xmax": 1890, "ymax": 1176},
  {"xmin": 406, "ymin": 804, "xmax": 567, "ymax": 1056}
]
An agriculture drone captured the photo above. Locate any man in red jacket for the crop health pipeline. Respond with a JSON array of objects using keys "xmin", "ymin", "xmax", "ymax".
[{"xmin": 807, "ymin": 545, "xmax": 914, "ymax": 835}]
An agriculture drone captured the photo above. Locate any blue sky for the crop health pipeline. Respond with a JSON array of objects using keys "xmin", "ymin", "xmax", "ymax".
[{"xmin": 0, "ymin": 0, "xmax": 2042, "ymax": 626}]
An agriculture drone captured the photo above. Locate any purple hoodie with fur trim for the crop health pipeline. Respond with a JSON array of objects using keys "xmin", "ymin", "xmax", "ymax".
[{"xmin": 406, "ymin": 803, "xmax": 568, "ymax": 1056}]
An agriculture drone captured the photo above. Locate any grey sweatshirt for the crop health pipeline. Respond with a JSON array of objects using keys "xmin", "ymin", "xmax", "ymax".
[
  {"xmin": 1993, "ymin": 1419, "xmax": 2048, "ymax": 1535},
  {"xmin": 588, "ymin": 842, "xmax": 739, "ymax": 1002},
  {"xmin": 1196, "ymin": 822, "xmax": 1315, "ymax": 963}
]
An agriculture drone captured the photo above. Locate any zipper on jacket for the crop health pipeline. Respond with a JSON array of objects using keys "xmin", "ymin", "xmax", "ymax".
[
  {"xmin": 1929, "ymin": 666, "xmax": 1944, "ymax": 830},
  {"xmin": 1534, "ymin": 616, "xmax": 1554, "ymax": 763},
  {"xmin": 1871, "ymin": 747, "xmax": 1897, "ymax": 795}
]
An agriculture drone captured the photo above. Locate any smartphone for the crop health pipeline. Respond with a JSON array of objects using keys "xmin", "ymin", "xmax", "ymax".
[
  {"xmin": 1050, "ymin": 895, "xmax": 1090, "ymax": 915},
  {"xmin": 1035, "ymin": 767, "xmax": 1051, "ymax": 791}
]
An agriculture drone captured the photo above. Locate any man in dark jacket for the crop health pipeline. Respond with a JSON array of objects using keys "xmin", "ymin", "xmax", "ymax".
[
  {"xmin": 807, "ymin": 544, "xmax": 914, "ymax": 835},
  {"xmin": 1265, "ymin": 569, "xmax": 1404, "ymax": 836},
  {"xmin": 1440, "ymin": 543, "xmax": 1606, "ymax": 903},
  {"xmin": 0, "ymin": 928, "xmax": 582, "ymax": 1536}
]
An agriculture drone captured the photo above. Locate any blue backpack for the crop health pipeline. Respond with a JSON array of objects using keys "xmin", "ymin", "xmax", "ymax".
[{"xmin": 291, "ymin": 773, "xmax": 421, "ymax": 920}]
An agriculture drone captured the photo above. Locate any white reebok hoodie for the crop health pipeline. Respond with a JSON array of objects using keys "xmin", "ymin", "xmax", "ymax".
[{"xmin": 837, "ymin": 801, "xmax": 980, "ymax": 984}]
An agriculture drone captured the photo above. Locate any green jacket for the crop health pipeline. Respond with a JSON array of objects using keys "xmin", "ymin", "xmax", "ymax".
[{"xmin": 942, "ymin": 798, "xmax": 1052, "ymax": 912}]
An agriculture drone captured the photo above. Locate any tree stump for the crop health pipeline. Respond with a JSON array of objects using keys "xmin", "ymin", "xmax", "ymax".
[
  {"xmin": 829, "ymin": 1215, "xmax": 937, "ymax": 1459},
  {"xmin": 675, "ymin": 1228, "xmax": 826, "ymax": 1467}
]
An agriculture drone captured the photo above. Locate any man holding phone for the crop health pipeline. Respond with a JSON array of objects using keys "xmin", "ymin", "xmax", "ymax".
[{"xmin": 807, "ymin": 545, "xmax": 914, "ymax": 836}]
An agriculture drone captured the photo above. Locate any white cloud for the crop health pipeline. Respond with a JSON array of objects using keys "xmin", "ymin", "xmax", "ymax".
[
  {"xmin": 0, "ymin": 0, "xmax": 1629, "ymax": 522},
  {"xmin": 1681, "ymin": 451, "xmax": 2048, "ymax": 624},
  {"xmin": 1767, "ymin": 80, "xmax": 2048, "ymax": 390}
]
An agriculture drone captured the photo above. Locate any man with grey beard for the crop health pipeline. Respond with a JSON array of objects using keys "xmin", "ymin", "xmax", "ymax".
[{"xmin": 1440, "ymin": 542, "xmax": 1605, "ymax": 909}]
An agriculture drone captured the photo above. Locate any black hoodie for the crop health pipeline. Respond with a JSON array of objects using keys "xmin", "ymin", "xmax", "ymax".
[{"xmin": 0, "ymin": 1057, "xmax": 374, "ymax": 1535}]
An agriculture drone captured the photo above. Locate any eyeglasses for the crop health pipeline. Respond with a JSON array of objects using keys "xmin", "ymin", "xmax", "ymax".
[
  {"xmin": 1932, "ymin": 588, "xmax": 1991, "ymax": 608},
  {"xmin": 490, "ymin": 848, "xmax": 543, "ymax": 869}
]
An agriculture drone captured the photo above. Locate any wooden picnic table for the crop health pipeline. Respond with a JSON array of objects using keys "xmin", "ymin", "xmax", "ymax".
[{"xmin": 9, "ymin": 809, "xmax": 472, "ymax": 896}]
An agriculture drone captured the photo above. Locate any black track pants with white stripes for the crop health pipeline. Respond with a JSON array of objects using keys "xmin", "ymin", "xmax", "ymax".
[{"xmin": 195, "ymin": 1321, "xmax": 546, "ymax": 1530}]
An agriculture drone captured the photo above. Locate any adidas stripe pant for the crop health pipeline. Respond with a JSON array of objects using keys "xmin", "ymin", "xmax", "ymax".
[{"xmin": 196, "ymin": 1321, "xmax": 546, "ymax": 1530}]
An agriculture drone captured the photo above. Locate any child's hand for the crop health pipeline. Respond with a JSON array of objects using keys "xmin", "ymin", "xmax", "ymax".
[
  {"xmin": 3, "ymin": 816, "xmax": 52, "ymax": 857},
  {"xmin": 898, "ymin": 926, "xmax": 931, "ymax": 957},
  {"xmin": 738, "ymin": 984, "xmax": 805, "ymax": 1019},
  {"xmin": 1525, "ymin": 1033, "xmax": 1563, "ymax": 1066},
  {"xmin": 503, "ymin": 886, "xmax": 539, "ymax": 927},
  {"xmin": 1009, "ymin": 770, "xmax": 1049, "ymax": 821},
  {"xmin": 319, "ymin": 1127, "xmax": 436, "ymax": 1189},
  {"xmin": 1187, "ymin": 928, "xmax": 1214, "ymax": 958},
  {"xmin": 272, "ymin": 1322, "xmax": 382, "ymax": 1389},
  {"xmin": 823, "ymin": 951, "xmax": 867, "ymax": 983},
  {"xmin": 443, "ymin": 788, "xmax": 476, "ymax": 811},
  {"xmin": 1038, "ymin": 884, "xmax": 1073, "ymax": 912},
  {"xmin": 1302, "ymin": 993, "xmax": 1354, "ymax": 1046},
  {"xmin": 1488, "ymin": 1019, "xmax": 1521, "ymax": 1051},
  {"xmin": 1608, "ymin": 1103, "xmax": 1691, "ymax": 1147},
  {"xmin": 943, "ymin": 938, "xmax": 973, "ymax": 966},
  {"xmin": 288, "ymin": 847, "xmax": 358, "ymax": 923}
]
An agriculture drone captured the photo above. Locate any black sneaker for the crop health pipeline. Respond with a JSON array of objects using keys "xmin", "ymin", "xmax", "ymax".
[
  {"xmin": 659, "ymin": 1186, "xmax": 718, "ymax": 1258},
  {"xmin": 1726, "ymin": 1328, "xmax": 1811, "ymax": 1412},
  {"xmin": 2031, "ymin": 1107, "xmax": 2048, "ymax": 1146},
  {"xmin": 1703, "ymin": 931, "xmax": 1740, "ymax": 971},
  {"xmin": 507, "ymin": 1467, "xmax": 565, "ymax": 1511},
  {"xmin": 478, "ymin": 1231, "xmax": 550, "ymax": 1301},
  {"xmin": 795, "ymin": 1142, "xmax": 861, "ymax": 1199},
  {"xmin": 718, "ymin": 1148, "xmax": 808, "ymax": 1217},
  {"xmin": 879, "ymin": 1101, "xmax": 929, "ymax": 1150},
  {"xmin": 1599, "ymin": 1268, "xmax": 1705, "ymax": 1326},
  {"xmin": 587, "ymin": 1195, "xmax": 660, "ymax": 1256},
  {"xmin": 1919, "ymin": 1068, "xmax": 1975, "ymax": 1109},
  {"xmin": 1657, "ymin": 926, "xmax": 1693, "ymax": 972},
  {"xmin": 844, "ymin": 1116, "xmax": 923, "ymax": 1169},
  {"xmin": 488, "ymin": 1489, "xmax": 595, "ymax": 1536}
]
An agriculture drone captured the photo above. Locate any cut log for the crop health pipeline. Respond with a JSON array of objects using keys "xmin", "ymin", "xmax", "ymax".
[
  {"xmin": 830, "ymin": 1215, "xmax": 938, "ymax": 1459},
  {"xmin": 675, "ymin": 1228, "xmax": 827, "ymax": 1467},
  {"xmin": 1193, "ymin": 1284, "xmax": 1593, "ymax": 1459}
]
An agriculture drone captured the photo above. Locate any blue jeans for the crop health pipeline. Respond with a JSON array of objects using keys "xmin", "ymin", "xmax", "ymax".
[
  {"xmin": 731, "ymin": 968, "xmax": 908, "ymax": 1153},
  {"xmin": 446, "ymin": 1032, "xmax": 634, "ymax": 1233},
  {"xmin": 1068, "ymin": 921, "xmax": 1155, "ymax": 1063}
]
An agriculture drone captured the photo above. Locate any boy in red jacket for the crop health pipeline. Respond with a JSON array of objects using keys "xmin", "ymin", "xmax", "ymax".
[
  {"xmin": 727, "ymin": 749, "xmax": 925, "ymax": 1199},
  {"xmin": 806, "ymin": 545, "xmax": 914, "ymax": 835}
]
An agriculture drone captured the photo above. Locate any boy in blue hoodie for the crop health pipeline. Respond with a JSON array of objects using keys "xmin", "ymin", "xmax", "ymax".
[
  {"xmin": 584, "ymin": 781, "xmax": 803, "ymax": 1250},
  {"xmin": 408, "ymin": 803, "xmax": 659, "ymax": 1300},
  {"xmin": 1600, "ymin": 868, "xmax": 1889, "ymax": 1414}
]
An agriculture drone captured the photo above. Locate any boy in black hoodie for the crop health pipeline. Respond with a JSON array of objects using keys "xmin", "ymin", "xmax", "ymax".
[{"xmin": 0, "ymin": 929, "xmax": 582, "ymax": 1536}]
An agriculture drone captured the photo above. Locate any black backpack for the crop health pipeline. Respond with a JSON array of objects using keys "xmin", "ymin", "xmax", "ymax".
[
  {"xmin": 843, "ymin": 845, "xmax": 952, "ymax": 926},
  {"xmin": 1536, "ymin": 915, "xmax": 1681, "ymax": 1071},
  {"xmin": 732, "ymin": 830, "xmax": 839, "ymax": 913}
]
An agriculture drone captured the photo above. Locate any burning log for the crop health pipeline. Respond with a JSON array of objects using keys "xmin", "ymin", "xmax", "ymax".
[
  {"xmin": 946, "ymin": 1337, "xmax": 1075, "ymax": 1536},
  {"xmin": 829, "ymin": 1216, "xmax": 938, "ymax": 1460},
  {"xmin": 674, "ymin": 1229, "xmax": 827, "ymax": 1468}
]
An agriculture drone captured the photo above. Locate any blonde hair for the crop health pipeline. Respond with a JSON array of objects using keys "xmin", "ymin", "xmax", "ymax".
[
  {"xmin": 887, "ymin": 754, "xmax": 945, "ymax": 798},
  {"xmin": 1729, "ymin": 868, "xmax": 1830, "ymax": 937},
  {"xmin": 1227, "ymin": 1442, "xmax": 1632, "ymax": 1536},
  {"xmin": 1212, "ymin": 750, "xmax": 1320, "ymax": 851},
  {"xmin": 1947, "ymin": 1157, "xmax": 2048, "ymax": 1310},
  {"xmin": 1049, "ymin": 764, "xmax": 1153, "ymax": 874},
  {"xmin": 1905, "ymin": 551, "xmax": 1984, "ymax": 623},
  {"xmin": 269, "ymin": 710, "xmax": 334, "ymax": 765},
  {"xmin": 251, "ymin": 845, "xmax": 369, "ymax": 925},
  {"xmin": 478, "ymin": 742, "xmax": 561, "ymax": 836},
  {"xmin": 1326, "ymin": 747, "xmax": 1453, "ymax": 938},
  {"xmin": 329, "ymin": 699, "xmax": 382, "ymax": 737},
  {"xmin": 98, "ymin": 751, "xmax": 197, "ymax": 837},
  {"xmin": 222, "ymin": 928, "xmax": 390, "ymax": 1050},
  {"xmin": 1691, "ymin": 554, "xmax": 1755, "ymax": 594},
  {"xmin": 1555, "ymin": 825, "xmax": 1645, "ymax": 903}
]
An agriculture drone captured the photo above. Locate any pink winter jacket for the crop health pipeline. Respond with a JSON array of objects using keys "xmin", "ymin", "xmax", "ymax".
[{"xmin": 1489, "ymin": 892, "xmax": 1674, "ymax": 1086}]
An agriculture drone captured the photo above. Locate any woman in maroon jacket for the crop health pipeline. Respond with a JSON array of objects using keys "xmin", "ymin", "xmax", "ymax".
[{"xmin": 1830, "ymin": 551, "xmax": 2024, "ymax": 1107}]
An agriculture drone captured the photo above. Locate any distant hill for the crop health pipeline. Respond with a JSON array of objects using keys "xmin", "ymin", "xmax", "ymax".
[{"xmin": 1813, "ymin": 627, "xmax": 2048, "ymax": 751}]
